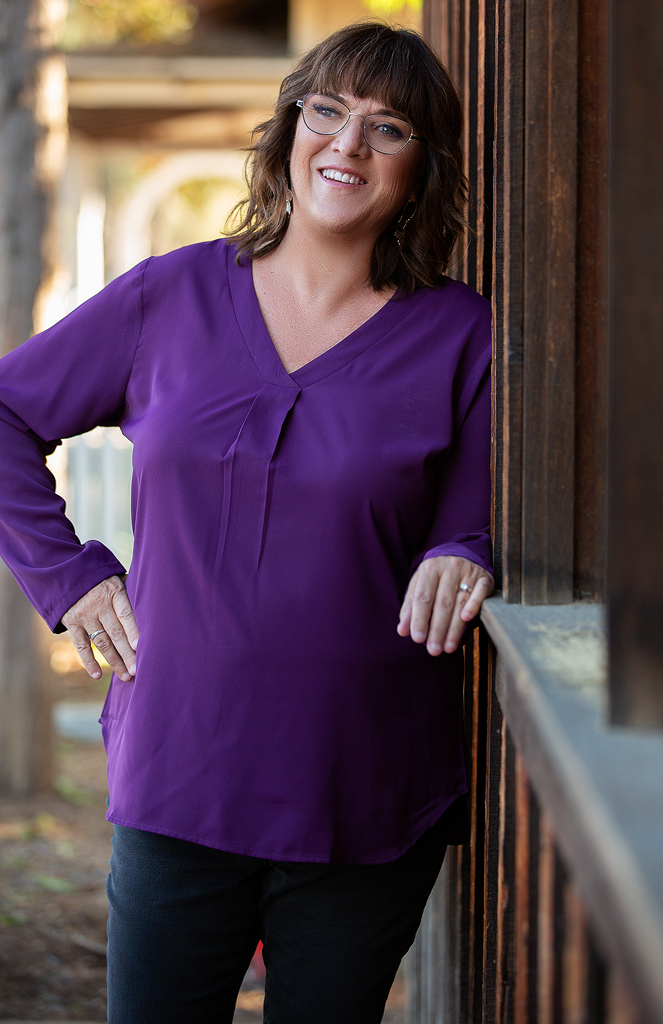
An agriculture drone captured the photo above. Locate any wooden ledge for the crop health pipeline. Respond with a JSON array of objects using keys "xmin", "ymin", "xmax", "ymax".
[{"xmin": 481, "ymin": 597, "xmax": 663, "ymax": 1024}]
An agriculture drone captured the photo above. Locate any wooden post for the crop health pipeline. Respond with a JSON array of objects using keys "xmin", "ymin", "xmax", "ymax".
[
  {"xmin": 606, "ymin": 0, "xmax": 663, "ymax": 728},
  {"xmin": 0, "ymin": 0, "xmax": 68, "ymax": 793}
]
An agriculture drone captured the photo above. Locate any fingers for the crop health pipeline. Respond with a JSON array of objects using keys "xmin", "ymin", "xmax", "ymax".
[
  {"xmin": 91, "ymin": 608, "xmax": 136, "ymax": 682},
  {"xmin": 397, "ymin": 557, "xmax": 494, "ymax": 656},
  {"xmin": 437, "ymin": 573, "xmax": 494, "ymax": 653},
  {"xmin": 460, "ymin": 574, "xmax": 494, "ymax": 623},
  {"xmin": 112, "ymin": 584, "xmax": 139, "ymax": 651},
  {"xmin": 69, "ymin": 624, "xmax": 104, "ymax": 680},
  {"xmin": 61, "ymin": 575, "xmax": 139, "ymax": 682}
]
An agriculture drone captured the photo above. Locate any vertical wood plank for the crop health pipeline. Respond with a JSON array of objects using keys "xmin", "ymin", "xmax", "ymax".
[
  {"xmin": 469, "ymin": 627, "xmax": 489, "ymax": 1022},
  {"xmin": 482, "ymin": 649, "xmax": 502, "ymax": 1022},
  {"xmin": 496, "ymin": 724, "xmax": 516, "ymax": 1023},
  {"xmin": 527, "ymin": 786, "xmax": 540, "ymax": 1022},
  {"xmin": 537, "ymin": 814, "xmax": 555, "ymax": 1024},
  {"xmin": 562, "ymin": 882, "xmax": 588, "ymax": 1024},
  {"xmin": 521, "ymin": 0, "xmax": 578, "ymax": 603},
  {"xmin": 543, "ymin": 0, "xmax": 577, "ymax": 601},
  {"xmin": 587, "ymin": 930, "xmax": 608, "ymax": 1024},
  {"xmin": 607, "ymin": 0, "xmax": 663, "ymax": 726},
  {"xmin": 460, "ymin": 0, "xmax": 478, "ymax": 289},
  {"xmin": 574, "ymin": 0, "xmax": 608, "ymax": 600},
  {"xmin": 520, "ymin": 0, "xmax": 550, "ymax": 603},
  {"xmin": 423, "ymin": 0, "xmax": 451, "ymax": 65},
  {"xmin": 552, "ymin": 852, "xmax": 566, "ymax": 1024},
  {"xmin": 496, "ymin": 0, "xmax": 525, "ymax": 601},
  {"xmin": 513, "ymin": 752, "xmax": 530, "ymax": 1024}
]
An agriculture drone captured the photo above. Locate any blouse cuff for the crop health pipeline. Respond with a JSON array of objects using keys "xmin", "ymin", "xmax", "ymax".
[{"xmin": 41, "ymin": 544, "xmax": 127, "ymax": 632}]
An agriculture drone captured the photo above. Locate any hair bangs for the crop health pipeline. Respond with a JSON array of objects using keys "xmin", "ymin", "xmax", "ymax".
[{"xmin": 308, "ymin": 31, "xmax": 433, "ymax": 133}]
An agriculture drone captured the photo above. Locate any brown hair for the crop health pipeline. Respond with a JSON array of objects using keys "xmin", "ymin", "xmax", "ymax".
[{"xmin": 225, "ymin": 22, "xmax": 467, "ymax": 294}]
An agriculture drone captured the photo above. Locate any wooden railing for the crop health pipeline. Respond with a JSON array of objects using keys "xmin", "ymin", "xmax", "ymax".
[{"xmin": 405, "ymin": 602, "xmax": 663, "ymax": 1024}]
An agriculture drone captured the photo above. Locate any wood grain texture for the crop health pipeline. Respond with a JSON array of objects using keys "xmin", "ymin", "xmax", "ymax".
[
  {"xmin": 574, "ymin": 0, "xmax": 608, "ymax": 601},
  {"xmin": 521, "ymin": 0, "xmax": 577, "ymax": 604},
  {"xmin": 607, "ymin": 0, "xmax": 663, "ymax": 727},
  {"xmin": 482, "ymin": 642, "xmax": 502, "ymax": 1023},
  {"xmin": 496, "ymin": 724, "xmax": 516, "ymax": 1023},
  {"xmin": 496, "ymin": 0, "xmax": 524, "ymax": 601}
]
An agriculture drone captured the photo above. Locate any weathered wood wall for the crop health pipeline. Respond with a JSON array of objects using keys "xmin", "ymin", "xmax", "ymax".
[
  {"xmin": 424, "ymin": 0, "xmax": 607, "ymax": 605},
  {"xmin": 407, "ymin": 0, "xmax": 662, "ymax": 1018}
]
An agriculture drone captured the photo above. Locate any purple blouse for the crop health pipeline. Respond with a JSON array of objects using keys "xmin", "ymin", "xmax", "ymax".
[{"xmin": 0, "ymin": 240, "xmax": 491, "ymax": 864}]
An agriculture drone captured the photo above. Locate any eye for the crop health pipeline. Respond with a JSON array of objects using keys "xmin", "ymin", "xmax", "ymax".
[
  {"xmin": 366, "ymin": 117, "xmax": 407, "ymax": 140},
  {"xmin": 311, "ymin": 101, "xmax": 345, "ymax": 120}
]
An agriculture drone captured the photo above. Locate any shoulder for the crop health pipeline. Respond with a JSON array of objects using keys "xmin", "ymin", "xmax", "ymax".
[
  {"xmin": 141, "ymin": 238, "xmax": 234, "ymax": 284},
  {"xmin": 396, "ymin": 279, "xmax": 491, "ymax": 359},
  {"xmin": 416, "ymin": 277, "xmax": 491, "ymax": 326}
]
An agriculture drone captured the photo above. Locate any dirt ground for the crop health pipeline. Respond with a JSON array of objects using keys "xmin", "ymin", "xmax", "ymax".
[{"xmin": 0, "ymin": 665, "xmax": 405, "ymax": 1022}]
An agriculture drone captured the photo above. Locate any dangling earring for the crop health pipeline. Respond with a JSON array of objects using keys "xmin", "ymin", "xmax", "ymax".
[
  {"xmin": 394, "ymin": 198, "xmax": 417, "ymax": 249},
  {"xmin": 285, "ymin": 188, "xmax": 293, "ymax": 215}
]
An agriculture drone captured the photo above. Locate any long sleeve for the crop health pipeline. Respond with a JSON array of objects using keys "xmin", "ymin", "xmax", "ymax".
[
  {"xmin": 0, "ymin": 239, "xmax": 497, "ymax": 863},
  {"xmin": 418, "ymin": 319, "xmax": 492, "ymax": 574},
  {"xmin": 0, "ymin": 260, "xmax": 147, "ymax": 630}
]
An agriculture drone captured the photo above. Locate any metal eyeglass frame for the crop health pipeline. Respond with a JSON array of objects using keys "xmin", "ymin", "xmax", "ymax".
[{"xmin": 295, "ymin": 95, "xmax": 425, "ymax": 155}]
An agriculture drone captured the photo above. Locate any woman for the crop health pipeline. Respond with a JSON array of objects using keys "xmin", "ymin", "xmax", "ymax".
[{"xmin": 0, "ymin": 22, "xmax": 493, "ymax": 1024}]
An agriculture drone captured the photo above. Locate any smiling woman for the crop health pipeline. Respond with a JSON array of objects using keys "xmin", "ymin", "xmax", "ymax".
[
  {"xmin": 227, "ymin": 21, "xmax": 466, "ymax": 293},
  {"xmin": 0, "ymin": 20, "xmax": 492, "ymax": 1024}
]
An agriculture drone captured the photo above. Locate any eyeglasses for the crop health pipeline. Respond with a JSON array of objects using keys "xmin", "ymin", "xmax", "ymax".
[{"xmin": 296, "ymin": 94, "xmax": 425, "ymax": 155}]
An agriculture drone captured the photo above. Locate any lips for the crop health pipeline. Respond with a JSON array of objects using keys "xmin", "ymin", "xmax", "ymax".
[{"xmin": 320, "ymin": 168, "xmax": 367, "ymax": 186}]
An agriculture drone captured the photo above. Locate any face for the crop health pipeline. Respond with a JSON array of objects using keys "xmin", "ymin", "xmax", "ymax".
[{"xmin": 288, "ymin": 90, "xmax": 423, "ymax": 243}]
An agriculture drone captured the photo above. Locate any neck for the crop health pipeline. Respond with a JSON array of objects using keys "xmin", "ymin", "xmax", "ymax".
[{"xmin": 258, "ymin": 215, "xmax": 384, "ymax": 304}]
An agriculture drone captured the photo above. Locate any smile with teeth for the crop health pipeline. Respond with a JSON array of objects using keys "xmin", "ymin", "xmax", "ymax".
[{"xmin": 320, "ymin": 169, "xmax": 367, "ymax": 185}]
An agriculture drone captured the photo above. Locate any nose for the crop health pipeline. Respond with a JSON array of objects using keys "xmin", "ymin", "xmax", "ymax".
[{"xmin": 331, "ymin": 115, "xmax": 370, "ymax": 158}]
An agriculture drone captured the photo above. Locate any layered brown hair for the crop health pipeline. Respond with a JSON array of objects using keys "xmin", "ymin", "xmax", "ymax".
[{"xmin": 225, "ymin": 22, "xmax": 466, "ymax": 294}]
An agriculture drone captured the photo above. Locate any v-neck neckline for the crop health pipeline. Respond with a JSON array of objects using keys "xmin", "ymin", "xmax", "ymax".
[{"xmin": 225, "ymin": 241, "xmax": 428, "ymax": 389}]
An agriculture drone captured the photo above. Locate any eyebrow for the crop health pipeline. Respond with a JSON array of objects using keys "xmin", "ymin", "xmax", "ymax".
[{"xmin": 324, "ymin": 92, "xmax": 409, "ymax": 121}]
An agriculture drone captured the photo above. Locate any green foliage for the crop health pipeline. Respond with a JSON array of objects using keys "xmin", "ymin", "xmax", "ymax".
[
  {"xmin": 32, "ymin": 874, "xmax": 76, "ymax": 894},
  {"xmin": 53, "ymin": 774, "xmax": 94, "ymax": 806},
  {"xmin": 0, "ymin": 912, "xmax": 27, "ymax": 926},
  {"xmin": 61, "ymin": 0, "xmax": 198, "ymax": 49}
]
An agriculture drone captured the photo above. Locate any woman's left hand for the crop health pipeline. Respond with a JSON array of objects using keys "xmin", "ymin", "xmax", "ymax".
[{"xmin": 397, "ymin": 556, "xmax": 494, "ymax": 656}]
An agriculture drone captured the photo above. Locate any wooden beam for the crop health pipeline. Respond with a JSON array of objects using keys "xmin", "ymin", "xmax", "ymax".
[
  {"xmin": 606, "ymin": 0, "xmax": 663, "ymax": 727},
  {"xmin": 496, "ymin": 723, "xmax": 516, "ymax": 1022},
  {"xmin": 574, "ymin": 0, "xmax": 608, "ymax": 601},
  {"xmin": 513, "ymin": 752, "xmax": 531, "ymax": 1024},
  {"xmin": 494, "ymin": 0, "xmax": 524, "ymax": 601},
  {"xmin": 521, "ymin": 0, "xmax": 577, "ymax": 603},
  {"xmin": 482, "ymin": 642, "xmax": 502, "ymax": 1021}
]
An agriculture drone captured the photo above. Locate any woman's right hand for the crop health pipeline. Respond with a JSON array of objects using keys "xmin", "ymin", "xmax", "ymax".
[{"xmin": 61, "ymin": 575, "xmax": 138, "ymax": 682}]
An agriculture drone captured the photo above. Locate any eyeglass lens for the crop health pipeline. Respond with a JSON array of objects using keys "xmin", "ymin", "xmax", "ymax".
[{"xmin": 300, "ymin": 94, "xmax": 414, "ymax": 155}]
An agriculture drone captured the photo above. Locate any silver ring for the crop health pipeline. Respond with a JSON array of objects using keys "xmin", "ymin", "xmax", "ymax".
[
  {"xmin": 88, "ymin": 628, "xmax": 106, "ymax": 644},
  {"xmin": 458, "ymin": 583, "xmax": 472, "ymax": 594}
]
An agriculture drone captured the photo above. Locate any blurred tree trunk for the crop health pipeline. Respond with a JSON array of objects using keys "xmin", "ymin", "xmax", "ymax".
[{"xmin": 0, "ymin": 0, "xmax": 68, "ymax": 794}]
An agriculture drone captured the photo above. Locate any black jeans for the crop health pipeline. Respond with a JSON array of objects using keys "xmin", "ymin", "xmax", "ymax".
[{"xmin": 106, "ymin": 816, "xmax": 447, "ymax": 1024}]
